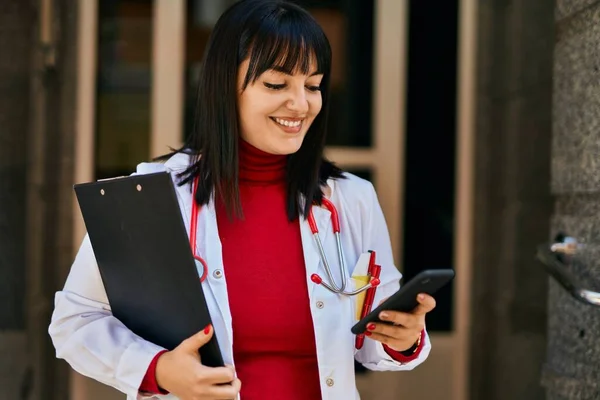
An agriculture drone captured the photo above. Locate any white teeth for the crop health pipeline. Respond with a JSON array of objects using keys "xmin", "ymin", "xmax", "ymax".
[{"xmin": 274, "ymin": 118, "xmax": 302, "ymax": 128}]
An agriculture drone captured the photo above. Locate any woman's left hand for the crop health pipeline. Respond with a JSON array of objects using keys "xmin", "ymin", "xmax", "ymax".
[{"xmin": 365, "ymin": 293, "xmax": 436, "ymax": 352}]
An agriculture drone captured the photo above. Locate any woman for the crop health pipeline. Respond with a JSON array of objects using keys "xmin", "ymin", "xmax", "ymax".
[{"xmin": 49, "ymin": 0, "xmax": 436, "ymax": 399}]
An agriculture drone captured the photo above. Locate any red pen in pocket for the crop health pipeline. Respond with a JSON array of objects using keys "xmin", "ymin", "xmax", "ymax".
[{"xmin": 355, "ymin": 260, "xmax": 381, "ymax": 350}]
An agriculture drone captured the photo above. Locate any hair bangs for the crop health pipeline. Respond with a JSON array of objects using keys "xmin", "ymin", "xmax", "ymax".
[{"xmin": 241, "ymin": 8, "xmax": 331, "ymax": 88}]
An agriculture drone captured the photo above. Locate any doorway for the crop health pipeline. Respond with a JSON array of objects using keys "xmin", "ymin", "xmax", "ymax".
[{"xmin": 71, "ymin": 1, "xmax": 475, "ymax": 399}]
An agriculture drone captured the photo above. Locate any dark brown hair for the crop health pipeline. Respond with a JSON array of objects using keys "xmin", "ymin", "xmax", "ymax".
[{"xmin": 164, "ymin": 0, "xmax": 343, "ymax": 221}]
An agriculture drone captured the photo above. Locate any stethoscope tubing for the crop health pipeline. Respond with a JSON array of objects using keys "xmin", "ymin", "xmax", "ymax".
[{"xmin": 189, "ymin": 177, "xmax": 377, "ymax": 295}]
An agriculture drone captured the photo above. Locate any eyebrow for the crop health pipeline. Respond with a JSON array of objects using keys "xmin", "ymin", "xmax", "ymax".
[{"xmin": 270, "ymin": 66, "xmax": 322, "ymax": 77}]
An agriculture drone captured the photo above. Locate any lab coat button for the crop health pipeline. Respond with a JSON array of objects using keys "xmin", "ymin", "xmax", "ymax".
[
  {"xmin": 213, "ymin": 269, "xmax": 223, "ymax": 279},
  {"xmin": 326, "ymin": 378, "xmax": 334, "ymax": 387},
  {"xmin": 316, "ymin": 301, "xmax": 324, "ymax": 309}
]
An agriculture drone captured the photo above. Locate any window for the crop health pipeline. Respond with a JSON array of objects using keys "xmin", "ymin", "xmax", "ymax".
[
  {"xmin": 401, "ymin": 0, "xmax": 459, "ymax": 332},
  {"xmin": 95, "ymin": 0, "xmax": 153, "ymax": 179}
]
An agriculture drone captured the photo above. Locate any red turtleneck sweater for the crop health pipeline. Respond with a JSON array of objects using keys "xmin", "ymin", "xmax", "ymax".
[
  {"xmin": 140, "ymin": 140, "xmax": 322, "ymax": 399},
  {"xmin": 213, "ymin": 140, "xmax": 322, "ymax": 399},
  {"xmin": 139, "ymin": 140, "xmax": 423, "ymax": 398}
]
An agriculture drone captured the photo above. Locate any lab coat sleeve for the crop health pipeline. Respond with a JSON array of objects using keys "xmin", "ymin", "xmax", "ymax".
[
  {"xmin": 353, "ymin": 182, "xmax": 431, "ymax": 371},
  {"xmin": 48, "ymin": 234, "xmax": 169, "ymax": 399}
]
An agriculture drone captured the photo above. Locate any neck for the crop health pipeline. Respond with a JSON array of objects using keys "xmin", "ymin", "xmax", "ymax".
[{"xmin": 238, "ymin": 139, "xmax": 286, "ymax": 184}]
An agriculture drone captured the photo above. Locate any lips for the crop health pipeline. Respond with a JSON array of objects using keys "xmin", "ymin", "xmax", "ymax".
[
  {"xmin": 271, "ymin": 117, "xmax": 303, "ymax": 128},
  {"xmin": 269, "ymin": 117, "xmax": 304, "ymax": 134}
]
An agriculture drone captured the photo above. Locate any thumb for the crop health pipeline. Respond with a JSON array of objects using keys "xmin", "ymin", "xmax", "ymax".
[{"xmin": 180, "ymin": 324, "xmax": 213, "ymax": 353}]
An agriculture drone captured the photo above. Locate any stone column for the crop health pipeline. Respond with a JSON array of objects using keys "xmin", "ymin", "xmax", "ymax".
[
  {"xmin": 27, "ymin": 1, "xmax": 79, "ymax": 399},
  {"xmin": 0, "ymin": 1, "xmax": 35, "ymax": 398},
  {"xmin": 0, "ymin": 0, "xmax": 78, "ymax": 398},
  {"xmin": 544, "ymin": 2, "xmax": 600, "ymax": 399},
  {"xmin": 469, "ymin": 1, "xmax": 555, "ymax": 399}
]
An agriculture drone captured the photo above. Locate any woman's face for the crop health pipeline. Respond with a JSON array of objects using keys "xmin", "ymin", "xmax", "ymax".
[{"xmin": 237, "ymin": 58, "xmax": 324, "ymax": 155}]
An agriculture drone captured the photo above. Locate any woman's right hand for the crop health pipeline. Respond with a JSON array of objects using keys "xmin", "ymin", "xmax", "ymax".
[{"xmin": 155, "ymin": 325, "xmax": 241, "ymax": 399}]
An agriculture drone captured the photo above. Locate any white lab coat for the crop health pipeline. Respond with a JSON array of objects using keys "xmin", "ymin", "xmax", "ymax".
[{"xmin": 48, "ymin": 153, "xmax": 431, "ymax": 400}]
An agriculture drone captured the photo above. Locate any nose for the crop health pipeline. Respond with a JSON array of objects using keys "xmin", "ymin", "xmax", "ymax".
[{"xmin": 286, "ymin": 87, "xmax": 309, "ymax": 114}]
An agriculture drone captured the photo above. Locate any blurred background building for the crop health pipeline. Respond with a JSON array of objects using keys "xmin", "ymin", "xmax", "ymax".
[{"xmin": 5, "ymin": 0, "xmax": 588, "ymax": 399}]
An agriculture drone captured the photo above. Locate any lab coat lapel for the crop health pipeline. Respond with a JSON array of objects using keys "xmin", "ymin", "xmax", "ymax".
[
  {"xmin": 300, "ymin": 201, "xmax": 332, "ymax": 298},
  {"xmin": 197, "ymin": 199, "xmax": 231, "ymax": 326},
  {"xmin": 165, "ymin": 154, "xmax": 231, "ymax": 331}
]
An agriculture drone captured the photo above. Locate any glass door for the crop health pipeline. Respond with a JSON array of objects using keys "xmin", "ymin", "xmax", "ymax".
[{"xmin": 72, "ymin": 0, "xmax": 472, "ymax": 399}]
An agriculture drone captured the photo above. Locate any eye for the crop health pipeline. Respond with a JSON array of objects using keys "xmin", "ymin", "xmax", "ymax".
[
  {"xmin": 264, "ymin": 82, "xmax": 286, "ymax": 90},
  {"xmin": 306, "ymin": 85, "xmax": 321, "ymax": 92}
]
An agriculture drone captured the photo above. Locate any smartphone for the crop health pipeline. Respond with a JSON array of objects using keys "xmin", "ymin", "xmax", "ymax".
[{"xmin": 351, "ymin": 269, "xmax": 455, "ymax": 335}]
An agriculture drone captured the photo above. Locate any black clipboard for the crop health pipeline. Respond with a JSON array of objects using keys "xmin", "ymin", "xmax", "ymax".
[{"xmin": 74, "ymin": 172, "xmax": 224, "ymax": 367}]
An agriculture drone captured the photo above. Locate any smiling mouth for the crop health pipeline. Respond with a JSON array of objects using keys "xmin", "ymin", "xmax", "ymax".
[{"xmin": 270, "ymin": 117, "xmax": 304, "ymax": 128}]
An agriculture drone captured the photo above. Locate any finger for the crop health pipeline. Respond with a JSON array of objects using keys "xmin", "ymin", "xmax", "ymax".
[
  {"xmin": 412, "ymin": 294, "xmax": 436, "ymax": 315},
  {"xmin": 365, "ymin": 331, "xmax": 413, "ymax": 351},
  {"xmin": 366, "ymin": 321, "xmax": 420, "ymax": 339},
  {"xmin": 201, "ymin": 366, "xmax": 236, "ymax": 385},
  {"xmin": 205, "ymin": 378, "xmax": 242, "ymax": 399},
  {"xmin": 378, "ymin": 310, "xmax": 417, "ymax": 328},
  {"xmin": 232, "ymin": 378, "xmax": 242, "ymax": 393},
  {"xmin": 180, "ymin": 324, "xmax": 213, "ymax": 354}
]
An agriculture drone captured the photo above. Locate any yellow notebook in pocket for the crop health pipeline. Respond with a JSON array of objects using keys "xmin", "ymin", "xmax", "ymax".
[{"xmin": 351, "ymin": 252, "xmax": 375, "ymax": 320}]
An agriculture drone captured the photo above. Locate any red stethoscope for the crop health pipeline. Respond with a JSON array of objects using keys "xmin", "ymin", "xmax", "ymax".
[{"xmin": 189, "ymin": 177, "xmax": 379, "ymax": 295}]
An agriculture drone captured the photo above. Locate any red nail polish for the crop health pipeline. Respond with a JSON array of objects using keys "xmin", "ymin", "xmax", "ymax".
[
  {"xmin": 204, "ymin": 324, "xmax": 211, "ymax": 334},
  {"xmin": 365, "ymin": 331, "xmax": 372, "ymax": 336},
  {"xmin": 367, "ymin": 323, "xmax": 376, "ymax": 331}
]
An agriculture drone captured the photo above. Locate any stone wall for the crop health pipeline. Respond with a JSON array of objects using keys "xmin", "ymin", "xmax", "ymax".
[
  {"xmin": 544, "ymin": 1, "xmax": 600, "ymax": 399},
  {"xmin": 469, "ymin": 1, "xmax": 555, "ymax": 399}
]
